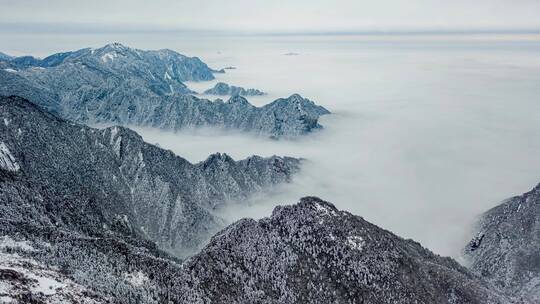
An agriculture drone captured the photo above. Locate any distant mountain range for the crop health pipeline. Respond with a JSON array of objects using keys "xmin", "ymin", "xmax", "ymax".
[
  {"xmin": 203, "ymin": 82, "xmax": 266, "ymax": 96},
  {"xmin": 0, "ymin": 43, "xmax": 329, "ymax": 138}
]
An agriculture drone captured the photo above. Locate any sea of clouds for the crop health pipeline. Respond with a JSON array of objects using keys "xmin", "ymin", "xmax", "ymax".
[{"xmin": 128, "ymin": 34, "xmax": 540, "ymax": 258}]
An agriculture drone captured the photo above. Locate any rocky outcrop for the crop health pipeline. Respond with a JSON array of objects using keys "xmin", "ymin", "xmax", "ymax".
[
  {"xmin": 203, "ymin": 82, "xmax": 266, "ymax": 96},
  {"xmin": 464, "ymin": 183, "xmax": 540, "ymax": 303},
  {"xmin": 0, "ymin": 95, "xmax": 300, "ymax": 258}
]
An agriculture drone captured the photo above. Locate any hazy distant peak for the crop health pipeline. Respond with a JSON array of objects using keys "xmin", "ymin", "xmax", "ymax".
[{"xmin": 205, "ymin": 82, "xmax": 267, "ymax": 97}]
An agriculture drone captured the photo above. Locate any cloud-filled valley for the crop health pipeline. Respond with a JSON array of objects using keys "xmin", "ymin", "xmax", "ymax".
[{"xmin": 133, "ymin": 35, "xmax": 540, "ymax": 257}]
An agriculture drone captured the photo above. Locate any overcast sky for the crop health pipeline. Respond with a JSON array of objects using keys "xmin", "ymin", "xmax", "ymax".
[{"xmin": 1, "ymin": 0, "xmax": 539, "ymax": 33}]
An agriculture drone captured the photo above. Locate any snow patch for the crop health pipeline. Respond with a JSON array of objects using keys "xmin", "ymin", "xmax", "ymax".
[
  {"xmin": 108, "ymin": 127, "xmax": 122, "ymax": 157},
  {"xmin": 137, "ymin": 151, "xmax": 145, "ymax": 168},
  {"xmin": 124, "ymin": 271, "xmax": 149, "ymax": 287},
  {"xmin": 0, "ymin": 247, "xmax": 101, "ymax": 302},
  {"xmin": 0, "ymin": 142, "xmax": 20, "ymax": 172},
  {"xmin": 33, "ymin": 274, "xmax": 66, "ymax": 295},
  {"xmin": 0, "ymin": 236, "xmax": 34, "ymax": 252},
  {"xmin": 0, "ymin": 296, "xmax": 15, "ymax": 303},
  {"xmin": 346, "ymin": 235, "xmax": 365, "ymax": 251},
  {"xmin": 314, "ymin": 203, "xmax": 337, "ymax": 216},
  {"xmin": 164, "ymin": 71, "xmax": 172, "ymax": 80},
  {"xmin": 101, "ymin": 52, "xmax": 117, "ymax": 63},
  {"xmin": 3, "ymin": 68, "xmax": 17, "ymax": 73},
  {"xmin": 3, "ymin": 118, "xmax": 9, "ymax": 126}
]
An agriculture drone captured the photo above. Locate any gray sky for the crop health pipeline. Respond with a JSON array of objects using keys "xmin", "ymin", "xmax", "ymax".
[{"xmin": 1, "ymin": 0, "xmax": 539, "ymax": 33}]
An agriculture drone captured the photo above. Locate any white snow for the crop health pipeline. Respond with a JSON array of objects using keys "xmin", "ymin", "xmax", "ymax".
[
  {"xmin": 33, "ymin": 274, "xmax": 66, "ymax": 295},
  {"xmin": 101, "ymin": 52, "xmax": 117, "ymax": 62},
  {"xmin": 3, "ymin": 118, "xmax": 9, "ymax": 126},
  {"xmin": 125, "ymin": 271, "xmax": 149, "ymax": 287},
  {"xmin": 0, "ymin": 262, "xmax": 65, "ymax": 296},
  {"xmin": 3, "ymin": 68, "xmax": 17, "ymax": 73},
  {"xmin": 314, "ymin": 203, "xmax": 337, "ymax": 216},
  {"xmin": 109, "ymin": 126, "xmax": 119, "ymax": 141},
  {"xmin": 0, "ymin": 236, "xmax": 34, "ymax": 251},
  {"xmin": 137, "ymin": 151, "xmax": 145, "ymax": 168},
  {"xmin": 108, "ymin": 127, "xmax": 123, "ymax": 157},
  {"xmin": 346, "ymin": 235, "xmax": 365, "ymax": 251},
  {"xmin": 0, "ymin": 296, "xmax": 15, "ymax": 303},
  {"xmin": 0, "ymin": 142, "xmax": 20, "ymax": 172},
  {"xmin": 164, "ymin": 71, "xmax": 172, "ymax": 80},
  {"xmin": 0, "ymin": 247, "xmax": 101, "ymax": 302}
]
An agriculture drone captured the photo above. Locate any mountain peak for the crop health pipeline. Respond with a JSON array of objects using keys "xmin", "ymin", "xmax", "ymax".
[
  {"xmin": 185, "ymin": 197, "xmax": 508, "ymax": 303},
  {"xmin": 102, "ymin": 42, "xmax": 129, "ymax": 50}
]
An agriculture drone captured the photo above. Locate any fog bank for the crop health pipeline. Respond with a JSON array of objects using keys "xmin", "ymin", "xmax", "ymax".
[{"xmin": 130, "ymin": 35, "xmax": 540, "ymax": 257}]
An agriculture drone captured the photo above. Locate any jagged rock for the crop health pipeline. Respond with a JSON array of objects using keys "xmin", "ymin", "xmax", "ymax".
[
  {"xmin": 464, "ymin": 183, "xmax": 540, "ymax": 303},
  {"xmin": 0, "ymin": 44, "xmax": 330, "ymax": 138},
  {"xmin": 204, "ymin": 82, "xmax": 266, "ymax": 96},
  {"xmin": 0, "ymin": 95, "xmax": 300, "ymax": 257}
]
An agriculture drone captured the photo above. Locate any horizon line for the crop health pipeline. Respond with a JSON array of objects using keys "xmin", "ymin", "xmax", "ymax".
[{"xmin": 1, "ymin": 22, "xmax": 540, "ymax": 36}]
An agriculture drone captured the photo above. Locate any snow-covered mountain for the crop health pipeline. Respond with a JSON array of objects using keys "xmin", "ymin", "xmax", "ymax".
[
  {"xmin": 0, "ymin": 51, "xmax": 13, "ymax": 61},
  {"xmin": 0, "ymin": 43, "xmax": 330, "ymax": 138},
  {"xmin": 464, "ymin": 183, "xmax": 540, "ymax": 303},
  {"xmin": 0, "ymin": 97, "xmax": 511, "ymax": 303},
  {"xmin": 0, "ymin": 194, "xmax": 509, "ymax": 303},
  {"xmin": 0, "ymin": 95, "xmax": 300, "ymax": 258},
  {"xmin": 180, "ymin": 196, "xmax": 507, "ymax": 303},
  {"xmin": 203, "ymin": 82, "xmax": 266, "ymax": 96}
]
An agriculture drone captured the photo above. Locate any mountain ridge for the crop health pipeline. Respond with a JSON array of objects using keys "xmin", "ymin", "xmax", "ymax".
[
  {"xmin": 0, "ymin": 194, "xmax": 509, "ymax": 303},
  {"xmin": 0, "ymin": 43, "xmax": 330, "ymax": 138},
  {"xmin": 203, "ymin": 82, "xmax": 266, "ymax": 96},
  {"xmin": 0, "ymin": 95, "xmax": 301, "ymax": 257}
]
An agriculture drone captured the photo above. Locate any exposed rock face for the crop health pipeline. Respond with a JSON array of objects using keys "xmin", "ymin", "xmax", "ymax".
[
  {"xmin": 0, "ymin": 44, "xmax": 330, "ymax": 138},
  {"xmin": 0, "ymin": 95, "xmax": 301, "ymax": 257},
  {"xmin": 204, "ymin": 82, "xmax": 266, "ymax": 96},
  {"xmin": 464, "ymin": 183, "xmax": 540, "ymax": 303}
]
